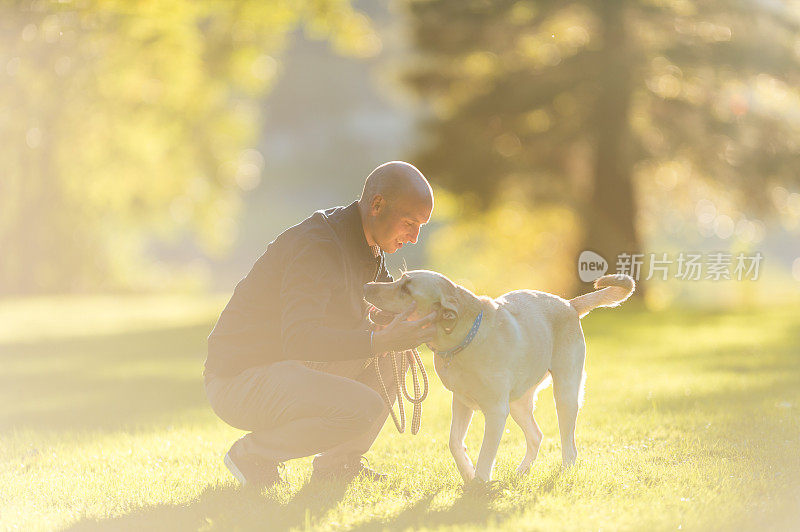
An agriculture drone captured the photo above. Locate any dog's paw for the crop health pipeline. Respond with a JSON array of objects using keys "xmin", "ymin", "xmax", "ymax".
[
  {"xmin": 515, "ymin": 463, "xmax": 531, "ymax": 476},
  {"xmin": 561, "ymin": 456, "xmax": 577, "ymax": 469}
]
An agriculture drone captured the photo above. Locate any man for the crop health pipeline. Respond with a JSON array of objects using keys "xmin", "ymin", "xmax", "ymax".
[{"xmin": 204, "ymin": 161, "xmax": 436, "ymax": 489}]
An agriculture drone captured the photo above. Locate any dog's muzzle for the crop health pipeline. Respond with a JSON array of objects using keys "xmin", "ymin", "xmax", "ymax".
[{"xmin": 367, "ymin": 304, "xmax": 396, "ymax": 326}]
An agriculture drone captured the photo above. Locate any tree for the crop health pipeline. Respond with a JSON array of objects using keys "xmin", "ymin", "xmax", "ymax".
[
  {"xmin": 0, "ymin": 0, "xmax": 377, "ymax": 294},
  {"xmin": 404, "ymin": 0, "xmax": 800, "ymax": 295}
]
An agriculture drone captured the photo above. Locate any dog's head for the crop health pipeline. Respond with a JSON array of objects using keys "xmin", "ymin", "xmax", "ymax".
[{"xmin": 364, "ymin": 270, "xmax": 462, "ymax": 334}]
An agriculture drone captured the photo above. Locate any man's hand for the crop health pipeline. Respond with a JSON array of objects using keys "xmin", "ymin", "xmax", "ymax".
[{"xmin": 371, "ymin": 302, "xmax": 437, "ymax": 354}]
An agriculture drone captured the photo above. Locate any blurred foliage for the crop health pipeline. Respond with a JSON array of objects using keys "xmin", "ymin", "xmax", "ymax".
[
  {"xmin": 427, "ymin": 186, "xmax": 582, "ymax": 297},
  {"xmin": 404, "ymin": 0, "xmax": 800, "ymax": 295},
  {"xmin": 0, "ymin": 0, "xmax": 377, "ymax": 294}
]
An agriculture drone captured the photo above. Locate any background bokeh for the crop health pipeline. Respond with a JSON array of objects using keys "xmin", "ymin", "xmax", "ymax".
[{"xmin": 2, "ymin": 0, "xmax": 799, "ymax": 307}]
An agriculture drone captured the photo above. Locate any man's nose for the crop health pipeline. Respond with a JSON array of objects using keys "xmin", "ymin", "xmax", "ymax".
[{"xmin": 408, "ymin": 227, "xmax": 420, "ymax": 244}]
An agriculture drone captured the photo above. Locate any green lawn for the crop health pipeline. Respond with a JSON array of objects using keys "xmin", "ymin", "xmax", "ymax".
[{"xmin": 2, "ymin": 295, "xmax": 799, "ymax": 531}]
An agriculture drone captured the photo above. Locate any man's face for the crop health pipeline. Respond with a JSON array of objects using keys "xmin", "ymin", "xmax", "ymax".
[{"xmin": 370, "ymin": 194, "xmax": 432, "ymax": 254}]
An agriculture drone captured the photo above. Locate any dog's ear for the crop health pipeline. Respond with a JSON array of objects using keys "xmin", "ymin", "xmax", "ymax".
[{"xmin": 437, "ymin": 295, "xmax": 459, "ymax": 334}]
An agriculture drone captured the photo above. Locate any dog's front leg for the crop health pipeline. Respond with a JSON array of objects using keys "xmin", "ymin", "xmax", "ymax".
[
  {"xmin": 448, "ymin": 396, "xmax": 475, "ymax": 482},
  {"xmin": 474, "ymin": 404, "xmax": 509, "ymax": 482}
]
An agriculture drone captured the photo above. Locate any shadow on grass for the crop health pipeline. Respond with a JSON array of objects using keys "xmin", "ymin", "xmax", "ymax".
[
  {"xmin": 349, "ymin": 465, "xmax": 564, "ymax": 531},
  {"xmin": 66, "ymin": 479, "xmax": 349, "ymax": 531},
  {"xmin": 348, "ymin": 492, "xmax": 493, "ymax": 532},
  {"xmin": 65, "ymin": 467, "xmax": 565, "ymax": 531},
  {"xmin": 0, "ymin": 323, "xmax": 212, "ymax": 431}
]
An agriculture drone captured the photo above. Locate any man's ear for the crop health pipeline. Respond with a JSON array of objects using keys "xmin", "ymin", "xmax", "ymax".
[
  {"xmin": 370, "ymin": 194, "xmax": 384, "ymax": 215},
  {"xmin": 438, "ymin": 295, "xmax": 459, "ymax": 334}
]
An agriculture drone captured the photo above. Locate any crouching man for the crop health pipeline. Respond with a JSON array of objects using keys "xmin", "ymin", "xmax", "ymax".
[{"xmin": 204, "ymin": 161, "xmax": 435, "ymax": 489}]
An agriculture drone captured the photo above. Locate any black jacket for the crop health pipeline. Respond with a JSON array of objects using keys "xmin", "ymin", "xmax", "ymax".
[{"xmin": 205, "ymin": 201, "xmax": 392, "ymax": 377}]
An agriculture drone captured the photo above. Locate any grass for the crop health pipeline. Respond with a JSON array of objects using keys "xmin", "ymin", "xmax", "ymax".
[{"xmin": 1, "ymin": 294, "xmax": 799, "ymax": 531}]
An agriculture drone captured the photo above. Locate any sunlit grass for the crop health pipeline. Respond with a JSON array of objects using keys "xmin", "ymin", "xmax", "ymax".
[{"xmin": 1, "ymin": 295, "xmax": 799, "ymax": 530}]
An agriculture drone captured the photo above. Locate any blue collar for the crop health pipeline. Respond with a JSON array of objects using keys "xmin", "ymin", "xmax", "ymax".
[{"xmin": 429, "ymin": 311, "xmax": 483, "ymax": 358}]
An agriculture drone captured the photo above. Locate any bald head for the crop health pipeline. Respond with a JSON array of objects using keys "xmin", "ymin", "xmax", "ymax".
[
  {"xmin": 360, "ymin": 161, "xmax": 433, "ymax": 208},
  {"xmin": 358, "ymin": 161, "xmax": 434, "ymax": 254}
]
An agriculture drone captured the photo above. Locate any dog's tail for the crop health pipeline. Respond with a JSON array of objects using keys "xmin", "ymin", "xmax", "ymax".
[{"xmin": 569, "ymin": 274, "xmax": 635, "ymax": 319}]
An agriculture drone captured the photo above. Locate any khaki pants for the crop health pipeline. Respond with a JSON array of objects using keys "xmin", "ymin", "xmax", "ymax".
[{"xmin": 204, "ymin": 355, "xmax": 407, "ymax": 471}]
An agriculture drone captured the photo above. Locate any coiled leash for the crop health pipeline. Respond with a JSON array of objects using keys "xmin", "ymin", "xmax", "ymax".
[
  {"xmin": 368, "ymin": 307, "xmax": 429, "ymax": 434},
  {"xmin": 372, "ymin": 347, "xmax": 428, "ymax": 434}
]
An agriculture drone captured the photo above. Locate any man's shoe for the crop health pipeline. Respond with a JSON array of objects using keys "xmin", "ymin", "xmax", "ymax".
[
  {"xmin": 224, "ymin": 444, "xmax": 284, "ymax": 490},
  {"xmin": 311, "ymin": 456, "xmax": 387, "ymax": 484}
]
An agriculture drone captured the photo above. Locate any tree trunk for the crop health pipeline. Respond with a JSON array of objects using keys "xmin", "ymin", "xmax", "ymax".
[{"xmin": 578, "ymin": 1, "xmax": 646, "ymax": 300}]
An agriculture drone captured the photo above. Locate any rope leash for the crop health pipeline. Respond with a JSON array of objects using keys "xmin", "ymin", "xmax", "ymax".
[{"xmin": 372, "ymin": 347, "xmax": 428, "ymax": 434}]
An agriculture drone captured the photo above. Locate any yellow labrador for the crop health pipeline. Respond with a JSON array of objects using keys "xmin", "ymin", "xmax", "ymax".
[{"xmin": 364, "ymin": 271, "xmax": 634, "ymax": 483}]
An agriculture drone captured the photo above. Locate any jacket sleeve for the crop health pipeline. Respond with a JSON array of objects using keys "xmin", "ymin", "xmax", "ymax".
[{"xmin": 279, "ymin": 239, "xmax": 373, "ymax": 361}]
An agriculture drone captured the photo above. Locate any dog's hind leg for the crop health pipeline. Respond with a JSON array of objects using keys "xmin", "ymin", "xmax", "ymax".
[
  {"xmin": 510, "ymin": 387, "xmax": 543, "ymax": 475},
  {"xmin": 554, "ymin": 384, "xmax": 579, "ymax": 467},
  {"xmin": 449, "ymin": 396, "xmax": 476, "ymax": 482},
  {"xmin": 552, "ymin": 370, "xmax": 584, "ymax": 467},
  {"xmin": 551, "ymin": 337, "xmax": 586, "ymax": 468},
  {"xmin": 474, "ymin": 403, "xmax": 510, "ymax": 482}
]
